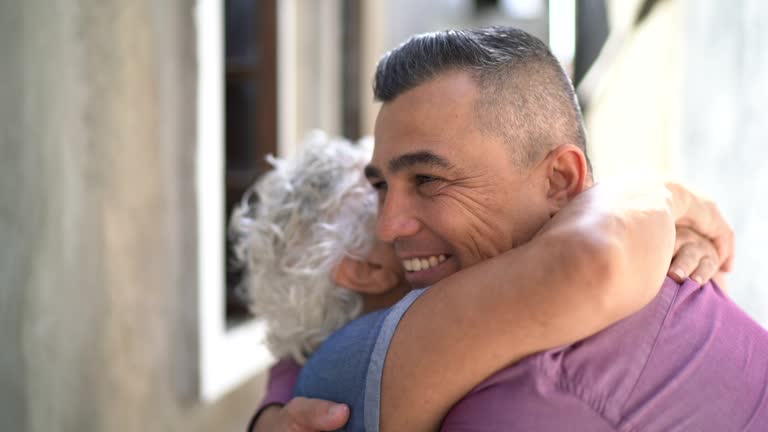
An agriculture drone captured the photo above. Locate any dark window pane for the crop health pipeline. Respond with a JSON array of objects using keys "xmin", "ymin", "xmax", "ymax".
[
  {"xmin": 225, "ymin": 0, "xmax": 258, "ymax": 63},
  {"xmin": 225, "ymin": 79, "xmax": 259, "ymax": 171},
  {"xmin": 475, "ymin": 0, "xmax": 499, "ymax": 12},
  {"xmin": 224, "ymin": 0, "xmax": 278, "ymax": 326},
  {"xmin": 224, "ymin": 79, "xmax": 260, "ymax": 327},
  {"xmin": 574, "ymin": 0, "xmax": 608, "ymax": 88}
]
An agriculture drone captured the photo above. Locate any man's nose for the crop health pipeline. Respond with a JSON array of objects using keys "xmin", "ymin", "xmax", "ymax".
[{"xmin": 376, "ymin": 191, "xmax": 421, "ymax": 243}]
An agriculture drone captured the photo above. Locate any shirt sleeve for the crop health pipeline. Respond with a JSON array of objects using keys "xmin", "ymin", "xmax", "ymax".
[
  {"xmin": 440, "ymin": 398, "xmax": 616, "ymax": 432},
  {"xmin": 245, "ymin": 358, "xmax": 302, "ymax": 432},
  {"xmin": 439, "ymin": 367, "xmax": 617, "ymax": 432},
  {"xmin": 261, "ymin": 357, "xmax": 302, "ymax": 407}
]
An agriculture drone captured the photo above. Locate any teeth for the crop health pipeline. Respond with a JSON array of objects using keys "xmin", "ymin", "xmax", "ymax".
[{"xmin": 402, "ymin": 254, "xmax": 447, "ymax": 272}]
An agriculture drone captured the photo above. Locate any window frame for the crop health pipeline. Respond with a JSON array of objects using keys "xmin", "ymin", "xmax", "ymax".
[{"xmin": 195, "ymin": 0, "xmax": 274, "ymax": 402}]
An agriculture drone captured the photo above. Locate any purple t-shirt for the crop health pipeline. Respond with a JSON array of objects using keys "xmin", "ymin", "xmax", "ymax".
[
  {"xmin": 257, "ymin": 278, "xmax": 768, "ymax": 431},
  {"xmin": 441, "ymin": 278, "xmax": 768, "ymax": 431},
  {"xmin": 258, "ymin": 357, "xmax": 302, "ymax": 409},
  {"xmin": 247, "ymin": 358, "xmax": 302, "ymax": 432}
]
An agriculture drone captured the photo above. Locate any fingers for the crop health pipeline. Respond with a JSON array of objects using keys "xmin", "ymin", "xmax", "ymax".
[
  {"xmin": 668, "ymin": 242, "xmax": 701, "ymax": 282},
  {"xmin": 284, "ymin": 397, "xmax": 350, "ymax": 431},
  {"xmin": 714, "ymin": 230, "xmax": 736, "ymax": 272},
  {"xmin": 689, "ymin": 256, "xmax": 718, "ymax": 285},
  {"xmin": 669, "ymin": 227, "xmax": 701, "ymax": 281},
  {"xmin": 708, "ymin": 201, "xmax": 734, "ymax": 271},
  {"xmin": 669, "ymin": 226, "xmax": 719, "ymax": 284},
  {"xmin": 668, "ymin": 183, "xmax": 735, "ymax": 273},
  {"xmin": 695, "ymin": 198, "xmax": 735, "ymax": 272}
]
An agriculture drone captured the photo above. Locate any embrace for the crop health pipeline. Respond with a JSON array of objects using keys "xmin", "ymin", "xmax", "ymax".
[{"xmin": 237, "ymin": 27, "xmax": 768, "ymax": 432}]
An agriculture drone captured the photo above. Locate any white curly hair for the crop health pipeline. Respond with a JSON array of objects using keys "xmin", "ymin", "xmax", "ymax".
[{"xmin": 229, "ymin": 131, "xmax": 378, "ymax": 364}]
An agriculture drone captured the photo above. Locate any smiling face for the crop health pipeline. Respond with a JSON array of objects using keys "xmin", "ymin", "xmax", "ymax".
[{"xmin": 368, "ymin": 71, "xmax": 554, "ymax": 288}]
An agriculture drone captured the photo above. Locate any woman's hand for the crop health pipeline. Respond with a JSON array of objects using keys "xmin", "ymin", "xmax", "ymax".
[
  {"xmin": 251, "ymin": 398, "xmax": 349, "ymax": 432},
  {"xmin": 669, "ymin": 226, "xmax": 728, "ymax": 286},
  {"xmin": 666, "ymin": 182, "xmax": 735, "ymax": 274}
]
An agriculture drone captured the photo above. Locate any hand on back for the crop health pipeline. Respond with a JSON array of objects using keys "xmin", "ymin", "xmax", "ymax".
[
  {"xmin": 250, "ymin": 398, "xmax": 349, "ymax": 432},
  {"xmin": 665, "ymin": 182, "xmax": 734, "ymax": 286}
]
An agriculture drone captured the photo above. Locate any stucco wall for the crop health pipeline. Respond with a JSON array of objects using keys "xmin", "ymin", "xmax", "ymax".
[
  {"xmin": 583, "ymin": 0, "xmax": 768, "ymax": 326},
  {"xmin": 682, "ymin": 0, "xmax": 768, "ymax": 326},
  {"xmin": 0, "ymin": 1, "xmax": 267, "ymax": 431}
]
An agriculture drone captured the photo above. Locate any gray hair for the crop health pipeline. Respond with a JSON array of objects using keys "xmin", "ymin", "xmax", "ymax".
[{"xmin": 230, "ymin": 131, "xmax": 377, "ymax": 363}]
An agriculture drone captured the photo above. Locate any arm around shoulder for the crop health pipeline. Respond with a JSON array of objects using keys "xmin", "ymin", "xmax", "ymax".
[{"xmin": 380, "ymin": 182, "xmax": 677, "ymax": 432}]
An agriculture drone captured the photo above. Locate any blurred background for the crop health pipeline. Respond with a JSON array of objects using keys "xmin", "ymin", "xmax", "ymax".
[{"xmin": 2, "ymin": 0, "xmax": 767, "ymax": 431}]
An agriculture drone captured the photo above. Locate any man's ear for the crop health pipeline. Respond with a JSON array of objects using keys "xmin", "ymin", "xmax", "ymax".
[
  {"xmin": 542, "ymin": 144, "xmax": 588, "ymax": 214},
  {"xmin": 333, "ymin": 256, "xmax": 396, "ymax": 295}
]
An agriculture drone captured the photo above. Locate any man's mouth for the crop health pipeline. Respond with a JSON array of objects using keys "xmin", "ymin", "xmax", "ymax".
[{"xmin": 402, "ymin": 254, "xmax": 448, "ymax": 272}]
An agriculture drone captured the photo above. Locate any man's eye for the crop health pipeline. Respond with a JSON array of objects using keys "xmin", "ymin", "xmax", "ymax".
[
  {"xmin": 414, "ymin": 174, "xmax": 443, "ymax": 188},
  {"xmin": 371, "ymin": 182, "xmax": 387, "ymax": 203},
  {"xmin": 415, "ymin": 175, "xmax": 439, "ymax": 185},
  {"xmin": 371, "ymin": 181, "xmax": 387, "ymax": 191}
]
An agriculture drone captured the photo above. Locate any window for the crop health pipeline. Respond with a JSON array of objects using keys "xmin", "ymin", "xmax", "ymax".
[
  {"xmin": 195, "ymin": 0, "xmax": 365, "ymax": 401},
  {"xmin": 195, "ymin": 0, "xmax": 274, "ymax": 402},
  {"xmin": 224, "ymin": 0, "xmax": 279, "ymax": 325}
]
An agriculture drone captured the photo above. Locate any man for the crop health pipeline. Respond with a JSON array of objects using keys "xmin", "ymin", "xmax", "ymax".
[
  {"xmin": 256, "ymin": 27, "xmax": 767, "ymax": 431},
  {"xmin": 242, "ymin": 134, "xmax": 725, "ymax": 431}
]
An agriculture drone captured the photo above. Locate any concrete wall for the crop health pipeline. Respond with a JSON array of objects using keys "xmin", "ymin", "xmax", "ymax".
[
  {"xmin": 585, "ymin": 0, "xmax": 682, "ymax": 180},
  {"xmin": 682, "ymin": 0, "xmax": 768, "ymax": 326},
  {"xmin": 583, "ymin": 0, "xmax": 768, "ymax": 326},
  {"xmin": 0, "ymin": 1, "xmax": 267, "ymax": 431},
  {"xmin": 279, "ymin": 0, "xmax": 345, "ymax": 158}
]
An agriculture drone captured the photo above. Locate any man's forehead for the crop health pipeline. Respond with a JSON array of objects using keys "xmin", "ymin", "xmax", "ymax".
[
  {"xmin": 370, "ymin": 121, "xmax": 462, "ymax": 168},
  {"xmin": 373, "ymin": 73, "xmax": 478, "ymax": 137},
  {"xmin": 372, "ymin": 108, "xmax": 467, "ymax": 169},
  {"xmin": 370, "ymin": 71, "xmax": 500, "ymax": 176}
]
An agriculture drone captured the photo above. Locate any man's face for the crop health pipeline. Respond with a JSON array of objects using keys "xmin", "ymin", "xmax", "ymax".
[{"xmin": 368, "ymin": 71, "xmax": 552, "ymax": 288}]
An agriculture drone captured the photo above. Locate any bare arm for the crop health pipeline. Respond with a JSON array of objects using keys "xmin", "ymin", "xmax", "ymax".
[{"xmin": 380, "ymin": 182, "xmax": 731, "ymax": 432}]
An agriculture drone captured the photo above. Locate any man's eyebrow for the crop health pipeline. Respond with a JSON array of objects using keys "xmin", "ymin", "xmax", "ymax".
[{"xmin": 387, "ymin": 151, "xmax": 453, "ymax": 174}]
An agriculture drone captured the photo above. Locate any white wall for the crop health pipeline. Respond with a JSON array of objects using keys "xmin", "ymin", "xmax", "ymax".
[
  {"xmin": 585, "ymin": 0, "xmax": 768, "ymax": 326},
  {"xmin": 682, "ymin": 0, "xmax": 768, "ymax": 326}
]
